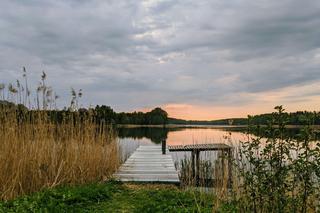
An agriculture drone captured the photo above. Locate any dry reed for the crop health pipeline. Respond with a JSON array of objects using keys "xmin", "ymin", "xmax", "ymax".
[{"xmin": 0, "ymin": 106, "xmax": 120, "ymax": 200}]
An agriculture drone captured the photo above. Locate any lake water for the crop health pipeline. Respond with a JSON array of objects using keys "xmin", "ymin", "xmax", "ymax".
[
  {"xmin": 117, "ymin": 126, "xmax": 248, "ymax": 163},
  {"xmin": 116, "ymin": 125, "xmax": 319, "ymax": 186}
]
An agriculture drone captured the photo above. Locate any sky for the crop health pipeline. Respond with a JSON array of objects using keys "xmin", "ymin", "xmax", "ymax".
[{"xmin": 0, "ymin": 0, "xmax": 319, "ymax": 120}]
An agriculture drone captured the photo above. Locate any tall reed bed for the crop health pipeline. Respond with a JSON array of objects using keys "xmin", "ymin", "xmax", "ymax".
[{"xmin": 0, "ymin": 70, "xmax": 119, "ymax": 200}]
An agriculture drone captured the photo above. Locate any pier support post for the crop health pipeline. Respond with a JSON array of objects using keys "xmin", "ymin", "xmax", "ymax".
[
  {"xmin": 227, "ymin": 149, "xmax": 233, "ymax": 188},
  {"xmin": 161, "ymin": 139, "xmax": 166, "ymax": 154},
  {"xmin": 221, "ymin": 150, "xmax": 225, "ymax": 187},
  {"xmin": 191, "ymin": 150, "xmax": 195, "ymax": 180},
  {"xmin": 195, "ymin": 150, "xmax": 200, "ymax": 186}
]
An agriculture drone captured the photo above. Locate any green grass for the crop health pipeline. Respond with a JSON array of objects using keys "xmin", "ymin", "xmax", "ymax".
[{"xmin": 0, "ymin": 181, "xmax": 214, "ymax": 213}]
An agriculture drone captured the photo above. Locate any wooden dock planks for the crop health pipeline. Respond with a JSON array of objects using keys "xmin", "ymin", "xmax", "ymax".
[
  {"xmin": 168, "ymin": 143, "xmax": 231, "ymax": 152},
  {"xmin": 114, "ymin": 145, "xmax": 180, "ymax": 184}
]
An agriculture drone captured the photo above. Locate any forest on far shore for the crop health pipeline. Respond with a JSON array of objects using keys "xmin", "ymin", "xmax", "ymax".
[
  {"xmin": 1, "ymin": 100, "xmax": 319, "ymax": 126},
  {"xmin": 168, "ymin": 110, "xmax": 320, "ymax": 126}
]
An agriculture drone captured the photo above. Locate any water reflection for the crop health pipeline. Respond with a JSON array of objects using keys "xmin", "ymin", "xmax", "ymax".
[
  {"xmin": 117, "ymin": 127, "xmax": 169, "ymax": 144},
  {"xmin": 116, "ymin": 126, "xmax": 311, "ymax": 158},
  {"xmin": 166, "ymin": 127, "xmax": 247, "ymax": 146},
  {"xmin": 117, "ymin": 126, "xmax": 247, "ymax": 162},
  {"xmin": 117, "ymin": 126, "xmax": 319, "ymax": 187},
  {"xmin": 117, "ymin": 126, "xmax": 248, "ymax": 146}
]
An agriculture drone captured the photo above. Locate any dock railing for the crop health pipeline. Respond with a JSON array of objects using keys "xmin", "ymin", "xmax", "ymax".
[{"xmin": 168, "ymin": 143, "xmax": 233, "ymax": 187}]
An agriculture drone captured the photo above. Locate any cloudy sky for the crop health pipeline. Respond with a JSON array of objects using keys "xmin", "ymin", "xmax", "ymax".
[{"xmin": 0, "ymin": 0, "xmax": 320, "ymax": 119}]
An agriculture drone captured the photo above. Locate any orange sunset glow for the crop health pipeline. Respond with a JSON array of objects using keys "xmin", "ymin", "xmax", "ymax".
[{"xmin": 141, "ymin": 81, "xmax": 320, "ymax": 120}]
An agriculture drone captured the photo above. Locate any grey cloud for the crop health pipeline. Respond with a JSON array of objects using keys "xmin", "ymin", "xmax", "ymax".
[{"xmin": 0, "ymin": 0, "xmax": 319, "ymax": 112}]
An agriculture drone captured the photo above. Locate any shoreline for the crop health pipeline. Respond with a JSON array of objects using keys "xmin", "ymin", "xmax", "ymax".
[{"xmin": 116, "ymin": 124, "xmax": 320, "ymax": 129}]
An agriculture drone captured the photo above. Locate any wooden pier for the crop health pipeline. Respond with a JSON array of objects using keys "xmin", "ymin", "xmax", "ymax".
[
  {"xmin": 114, "ymin": 145, "xmax": 180, "ymax": 184},
  {"xmin": 168, "ymin": 143, "xmax": 233, "ymax": 187}
]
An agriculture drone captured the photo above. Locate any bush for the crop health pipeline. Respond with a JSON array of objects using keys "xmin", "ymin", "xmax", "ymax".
[{"xmin": 234, "ymin": 106, "xmax": 320, "ymax": 212}]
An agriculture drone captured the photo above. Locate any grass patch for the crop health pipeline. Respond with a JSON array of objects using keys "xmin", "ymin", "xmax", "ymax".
[{"xmin": 0, "ymin": 181, "xmax": 214, "ymax": 212}]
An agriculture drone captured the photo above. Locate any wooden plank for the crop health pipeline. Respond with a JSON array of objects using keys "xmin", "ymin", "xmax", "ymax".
[
  {"xmin": 121, "ymin": 163, "xmax": 175, "ymax": 167},
  {"xmin": 130, "ymin": 153, "xmax": 172, "ymax": 156},
  {"xmin": 134, "ymin": 151, "xmax": 170, "ymax": 153},
  {"xmin": 114, "ymin": 174, "xmax": 179, "ymax": 179},
  {"xmin": 168, "ymin": 143, "xmax": 231, "ymax": 152},
  {"xmin": 117, "ymin": 178, "xmax": 179, "ymax": 183},
  {"xmin": 136, "ymin": 147, "xmax": 162, "ymax": 149},
  {"xmin": 114, "ymin": 145, "xmax": 180, "ymax": 184},
  {"xmin": 125, "ymin": 158, "xmax": 173, "ymax": 161},
  {"xmin": 114, "ymin": 175, "xmax": 180, "ymax": 183},
  {"xmin": 123, "ymin": 163, "xmax": 174, "ymax": 166},
  {"xmin": 119, "ymin": 169, "xmax": 177, "ymax": 173},
  {"xmin": 137, "ymin": 147, "xmax": 162, "ymax": 149},
  {"xmin": 117, "ymin": 170, "xmax": 177, "ymax": 174},
  {"xmin": 122, "ymin": 161, "xmax": 174, "ymax": 164},
  {"xmin": 129, "ymin": 154, "xmax": 172, "ymax": 157},
  {"xmin": 128, "ymin": 156, "xmax": 173, "ymax": 159},
  {"xmin": 129, "ymin": 156, "xmax": 173, "ymax": 159},
  {"xmin": 119, "ymin": 166, "xmax": 176, "ymax": 169},
  {"xmin": 130, "ymin": 156, "xmax": 174, "ymax": 161},
  {"xmin": 122, "ymin": 162, "xmax": 174, "ymax": 165}
]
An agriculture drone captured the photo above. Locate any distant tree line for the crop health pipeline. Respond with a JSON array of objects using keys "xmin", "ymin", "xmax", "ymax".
[
  {"xmin": 247, "ymin": 111, "xmax": 320, "ymax": 125},
  {"xmin": 168, "ymin": 111, "xmax": 320, "ymax": 126},
  {"xmin": 94, "ymin": 106, "xmax": 168, "ymax": 125},
  {"xmin": 1, "ymin": 100, "xmax": 319, "ymax": 126},
  {"xmin": 0, "ymin": 101, "xmax": 168, "ymax": 125}
]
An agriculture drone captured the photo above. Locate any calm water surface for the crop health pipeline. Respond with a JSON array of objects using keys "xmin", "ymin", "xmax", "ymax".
[{"xmin": 117, "ymin": 126, "xmax": 248, "ymax": 162}]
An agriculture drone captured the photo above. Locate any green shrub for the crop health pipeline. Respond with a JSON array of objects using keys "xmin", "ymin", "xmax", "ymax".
[{"xmin": 234, "ymin": 106, "xmax": 320, "ymax": 212}]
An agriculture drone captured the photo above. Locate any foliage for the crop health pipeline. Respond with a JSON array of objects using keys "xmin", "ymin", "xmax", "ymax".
[
  {"xmin": 233, "ymin": 106, "xmax": 320, "ymax": 212},
  {"xmin": 0, "ymin": 101, "xmax": 169, "ymax": 126},
  {"xmin": 249, "ymin": 111, "xmax": 320, "ymax": 125},
  {"xmin": 168, "ymin": 111, "xmax": 320, "ymax": 126},
  {"xmin": 176, "ymin": 157, "xmax": 216, "ymax": 187},
  {"xmin": 0, "ymin": 181, "xmax": 214, "ymax": 213},
  {"xmin": 0, "ymin": 183, "xmax": 112, "ymax": 212},
  {"xmin": 115, "ymin": 107, "xmax": 168, "ymax": 125}
]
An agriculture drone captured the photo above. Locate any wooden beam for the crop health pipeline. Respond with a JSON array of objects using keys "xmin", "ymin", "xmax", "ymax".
[
  {"xmin": 195, "ymin": 150, "xmax": 200, "ymax": 187},
  {"xmin": 191, "ymin": 150, "xmax": 195, "ymax": 180},
  {"xmin": 168, "ymin": 143, "xmax": 231, "ymax": 152}
]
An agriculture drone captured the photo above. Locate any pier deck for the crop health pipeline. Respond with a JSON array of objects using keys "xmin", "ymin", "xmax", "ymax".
[{"xmin": 114, "ymin": 145, "xmax": 180, "ymax": 184}]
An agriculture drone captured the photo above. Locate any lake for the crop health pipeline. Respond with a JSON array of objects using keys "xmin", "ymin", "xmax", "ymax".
[
  {"xmin": 116, "ymin": 125, "xmax": 319, "ymax": 186},
  {"xmin": 116, "ymin": 126, "xmax": 248, "ymax": 163},
  {"xmin": 116, "ymin": 125, "xmax": 317, "ymax": 163}
]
